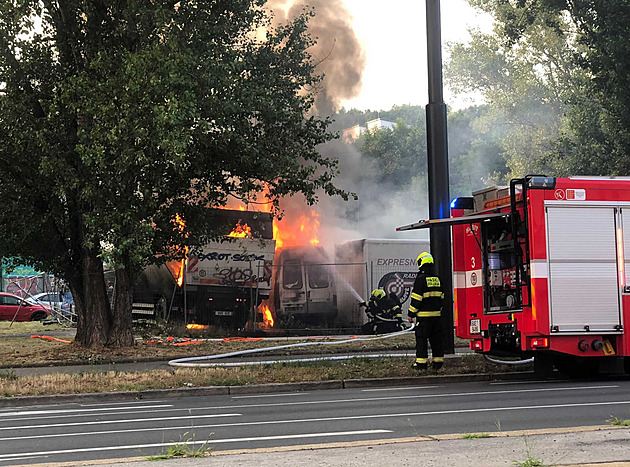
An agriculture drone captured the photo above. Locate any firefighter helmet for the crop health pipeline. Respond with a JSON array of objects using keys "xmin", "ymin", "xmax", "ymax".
[
  {"xmin": 417, "ymin": 252, "xmax": 434, "ymax": 268},
  {"xmin": 370, "ymin": 289, "xmax": 386, "ymax": 300}
]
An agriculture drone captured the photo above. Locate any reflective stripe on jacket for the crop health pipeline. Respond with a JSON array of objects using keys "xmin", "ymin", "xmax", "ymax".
[{"xmin": 408, "ymin": 271, "xmax": 444, "ymax": 318}]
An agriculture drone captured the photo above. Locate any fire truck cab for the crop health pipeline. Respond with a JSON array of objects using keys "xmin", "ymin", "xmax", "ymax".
[{"xmin": 399, "ymin": 176, "xmax": 630, "ymax": 375}]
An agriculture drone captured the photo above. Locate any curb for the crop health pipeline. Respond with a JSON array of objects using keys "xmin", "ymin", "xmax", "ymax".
[{"xmin": 0, "ymin": 371, "xmax": 535, "ymax": 408}]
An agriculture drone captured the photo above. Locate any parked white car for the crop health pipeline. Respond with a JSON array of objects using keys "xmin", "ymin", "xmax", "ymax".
[{"xmin": 26, "ymin": 292, "xmax": 74, "ymax": 314}]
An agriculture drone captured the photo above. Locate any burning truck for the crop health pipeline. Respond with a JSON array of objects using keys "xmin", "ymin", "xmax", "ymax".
[{"xmin": 133, "ymin": 209, "xmax": 275, "ymax": 329}]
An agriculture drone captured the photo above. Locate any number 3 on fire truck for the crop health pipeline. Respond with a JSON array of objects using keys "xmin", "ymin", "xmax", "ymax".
[{"xmin": 471, "ymin": 257, "xmax": 476, "ymax": 269}]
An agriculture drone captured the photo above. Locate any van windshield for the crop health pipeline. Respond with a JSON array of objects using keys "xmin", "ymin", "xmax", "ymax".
[{"xmin": 283, "ymin": 261, "xmax": 303, "ymax": 289}]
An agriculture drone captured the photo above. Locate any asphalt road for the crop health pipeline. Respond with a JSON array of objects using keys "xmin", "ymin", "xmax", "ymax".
[{"xmin": 1, "ymin": 378, "xmax": 629, "ymax": 465}]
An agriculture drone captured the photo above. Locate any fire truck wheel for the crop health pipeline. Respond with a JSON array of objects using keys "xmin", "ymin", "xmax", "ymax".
[
  {"xmin": 552, "ymin": 355, "xmax": 598, "ymax": 378},
  {"xmin": 533, "ymin": 355, "xmax": 555, "ymax": 377}
]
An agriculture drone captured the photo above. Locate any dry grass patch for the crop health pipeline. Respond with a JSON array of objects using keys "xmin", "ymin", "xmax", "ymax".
[
  {"xmin": 0, "ymin": 333, "xmax": 418, "ymax": 367},
  {"xmin": 0, "ymin": 355, "xmax": 514, "ymax": 397}
]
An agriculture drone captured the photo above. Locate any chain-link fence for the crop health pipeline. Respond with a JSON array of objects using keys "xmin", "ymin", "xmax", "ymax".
[
  {"xmin": 271, "ymin": 262, "xmax": 367, "ymax": 327},
  {"xmin": 132, "ymin": 260, "xmax": 421, "ymax": 330}
]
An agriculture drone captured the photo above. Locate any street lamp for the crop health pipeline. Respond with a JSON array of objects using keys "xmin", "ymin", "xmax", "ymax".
[{"xmin": 425, "ymin": 0, "xmax": 454, "ymax": 354}]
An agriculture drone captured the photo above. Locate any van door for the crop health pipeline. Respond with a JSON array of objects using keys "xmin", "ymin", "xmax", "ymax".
[
  {"xmin": 305, "ymin": 263, "xmax": 334, "ymax": 314},
  {"xmin": 279, "ymin": 259, "xmax": 307, "ymax": 315},
  {"xmin": 546, "ymin": 205, "xmax": 621, "ymax": 332}
]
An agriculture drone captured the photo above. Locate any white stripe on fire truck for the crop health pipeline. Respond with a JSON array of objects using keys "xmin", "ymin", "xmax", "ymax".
[
  {"xmin": 530, "ymin": 260, "xmax": 549, "ymax": 279},
  {"xmin": 454, "ymin": 272, "xmax": 466, "ymax": 289}
]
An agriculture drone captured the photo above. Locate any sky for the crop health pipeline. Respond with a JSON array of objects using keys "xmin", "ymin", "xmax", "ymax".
[{"xmin": 339, "ymin": 0, "xmax": 494, "ymax": 111}]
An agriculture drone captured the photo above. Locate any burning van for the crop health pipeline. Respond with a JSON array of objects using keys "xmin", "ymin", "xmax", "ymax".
[{"xmin": 273, "ymin": 245, "xmax": 337, "ymax": 324}]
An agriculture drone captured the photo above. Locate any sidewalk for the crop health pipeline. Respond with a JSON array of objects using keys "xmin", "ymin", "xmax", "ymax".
[{"xmin": 46, "ymin": 426, "xmax": 630, "ymax": 467}]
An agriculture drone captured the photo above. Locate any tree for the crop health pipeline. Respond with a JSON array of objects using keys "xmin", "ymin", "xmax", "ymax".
[
  {"xmin": 361, "ymin": 118, "xmax": 427, "ymax": 187},
  {"xmin": 446, "ymin": 8, "xmax": 579, "ymax": 180},
  {"xmin": 458, "ymin": 0, "xmax": 630, "ymax": 177},
  {"xmin": 0, "ymin": 0, "xmax": 346, "ymax": 347}
]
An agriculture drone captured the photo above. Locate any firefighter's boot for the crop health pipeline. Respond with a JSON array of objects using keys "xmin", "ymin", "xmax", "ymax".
[
  {"xmin": 412, "ymin": 358, "xmax": 428, "ymax": 370},
  {"xmin": 431, "ymin": 357, "xmax": 444, "ymax": 371}
]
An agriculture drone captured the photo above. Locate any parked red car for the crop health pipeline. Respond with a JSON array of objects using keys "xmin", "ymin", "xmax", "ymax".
[{"xmin": 0, "ymin": 292, "xmax": 50, "ymax": 321}]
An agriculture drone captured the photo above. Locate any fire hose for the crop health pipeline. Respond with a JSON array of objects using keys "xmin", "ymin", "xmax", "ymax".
[
  {"xmin": 484, "ymin": 355, "xmax": 534, "ymax": 365},
  {"xmin": 168, "ymin": 324, "xmax": 416, "ymax": 368}
]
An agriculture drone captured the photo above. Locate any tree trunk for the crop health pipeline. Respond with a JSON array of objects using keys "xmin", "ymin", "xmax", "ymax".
[
  {"xmin": 109, "ymin": 268, "xmax": 135, "ymax": 347},
  {"xmin": 75, "ymin": 252, "xmax": 112, "ymax": 347}
]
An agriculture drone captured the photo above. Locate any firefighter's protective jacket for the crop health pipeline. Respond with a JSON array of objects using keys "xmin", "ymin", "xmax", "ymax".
[
  {"xmin": 408, "ymin": 265, "xmax": 444, "ymax": 319},
  {"xmin": 366, "ymin": 295, "xmax": 403, "ymax": 323}
]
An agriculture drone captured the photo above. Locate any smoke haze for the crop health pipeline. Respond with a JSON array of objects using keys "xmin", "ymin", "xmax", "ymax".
[{"xmin": 267, "ymin": 1, "xmax": 428, "ymax": 251}]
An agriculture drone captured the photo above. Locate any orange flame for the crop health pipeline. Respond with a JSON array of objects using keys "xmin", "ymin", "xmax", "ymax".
[
  {"xmin": 258, "ymin": 300, "xmax": 274, "ymax": 327},
  {"xmin": 227, "ymin": 221, "xmax": 252, "ymax": 238},
  {"xmin": 186, "ymin": 323, "xmax": 209, "ymax": 330},
  {"xmin": 273, "ymin": 209, "xmax": 320, "ymax": 248},
  {"xmin": 166, "ymin": 214, "xmax": 189, "ymax": 287}
]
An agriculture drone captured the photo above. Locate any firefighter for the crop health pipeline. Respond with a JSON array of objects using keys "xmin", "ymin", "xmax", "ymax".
[
  {"xmin": 408, "ymin": 252, "xmax": 445, "ymax": 370},
  {"xmin": 360, "ymin": 289, "xmax": 404, "ymax": 334}
]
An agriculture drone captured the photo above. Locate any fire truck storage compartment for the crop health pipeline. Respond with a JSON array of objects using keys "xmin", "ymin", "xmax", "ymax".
[
  {"xmin": 545, "ymin": 205, "xmax": 622, "ymax": 333},
  {"xmin": 481, "ymin": 214, "xmax": 520, "ymax": 313}
]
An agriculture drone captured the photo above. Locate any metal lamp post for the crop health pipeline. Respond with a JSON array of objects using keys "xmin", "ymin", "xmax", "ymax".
[{"xmin": 425, "ymin": 0, "xmax": 454, "ymax": 354}]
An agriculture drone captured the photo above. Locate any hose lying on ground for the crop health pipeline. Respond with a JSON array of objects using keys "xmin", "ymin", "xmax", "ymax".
[
  {"xmin": 484, "ymin": 355, "xmax": 534, "ymax": 365},
  {"xmin": 168, "ymin": 324, "xmax": 415, "ymax": 368}
]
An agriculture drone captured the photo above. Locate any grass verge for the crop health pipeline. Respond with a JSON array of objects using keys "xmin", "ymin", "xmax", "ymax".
[
  {"xmin": 0, "ymin": 333, "xmax": 419, "ymax": 367},
  {"xmin": 0, "ymin": 355, "xmax": 523, "ymax": 398}
]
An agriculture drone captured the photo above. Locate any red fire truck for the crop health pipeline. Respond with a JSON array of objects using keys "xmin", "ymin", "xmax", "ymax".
[{"xmin": 398, "ymin": 176, "xmax": 630, "ymax": 375}]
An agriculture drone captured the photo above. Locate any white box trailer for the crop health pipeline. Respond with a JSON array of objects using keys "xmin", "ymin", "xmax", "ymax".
[
  {"xmin": 186, "ymin": 238, "xmax": 275, "ymax": 296},
  {"xmin": 334, "ymin": 238, "xmax": 431, "ymax": 325}
]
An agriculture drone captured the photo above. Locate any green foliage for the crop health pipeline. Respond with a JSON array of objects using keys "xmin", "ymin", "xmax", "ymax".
[
  {"xmin": 462, "ymin": 432, "xmax": 491, "ymax": 439},
  {"xmin": 512, "ymin": 457, "xmax": 546, "ymax": 467},
  {"xmin": 146, "ymin": 435, "xmax": 213, "ymax": 461},
  {"xmin": 0, "ymin": 0, "xmax": 348, "ymax": 345},
  {"xmin": 608, "ymin": 415, "xmax": 630, "ymax": 427},
  {"xmin": 350, "ymin": 104, "xmax": 505, "ymax": 195},
  {"xmin": 512, "ymin": 437, "xmax": 553, "ymax": 467},
  {"xmin": 361, "ymin": 118, "xmax": 427, "ymax": 187},
  {"xmin": 454, "ymin": 0, "xmax": 630, "ymax": 178}
]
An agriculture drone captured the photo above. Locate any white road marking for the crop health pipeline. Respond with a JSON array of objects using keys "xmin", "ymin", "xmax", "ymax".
[
  {"xmin": 0, "ymin": 404, "xmax": 172, "ymax": 418},
  {"xmin": 232, "ymin": 393, "xmax": 310, "ymax": 399},
  {"xmin": 186, "ymin": 385, "xmax": 621, "ymax": 412},
  {"xmin": 0, "ymin": 413, "xmax": 242, "ymax": 431},
  {"xmin": 361, "ymin": 386, "xmax": 440, "ymax": 392},
  {"xmin": 490, "ymin": 380, "xmax": 569, "ymax": 385},
  {"xmin": 79, "ymin": 400, "xmax": 165, "ymax": 407},
  {"xmin": 1, "ymin": 384, "xmax": 619, "ymax": 425},
  {"xmin": 0, "ymin": 430, "xmax": 392, "ymax": 459},
  {"xmin": 3, "ymin": 399, "xmax": 630, "ymax": 441}
]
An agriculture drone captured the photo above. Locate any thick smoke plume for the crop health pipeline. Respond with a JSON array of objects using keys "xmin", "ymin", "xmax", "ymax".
[
  {"xmin": 266, "ymin": 1, "xmax": 427, "ymax": 252},
  {"xmin": 268, "ymin": 0, "xmax": 366, "ymax": 116}
]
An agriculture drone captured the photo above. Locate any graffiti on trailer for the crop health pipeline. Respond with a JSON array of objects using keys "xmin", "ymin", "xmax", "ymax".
[
  {"xmin": 197, "ymin": 252, "xmax": 266, "ymax": 262},
  {"xmin": 377, "ymin": 271, "xmax": 418, "ymax": 304},
  {"xmin": 211, "ymin": 267, "xmax": 270, "ymax": 286}
]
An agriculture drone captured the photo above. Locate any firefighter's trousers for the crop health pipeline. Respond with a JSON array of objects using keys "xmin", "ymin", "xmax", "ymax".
[{"xmin": 414, "ymin": 316, "xmax": 444, "ymax": 361}]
